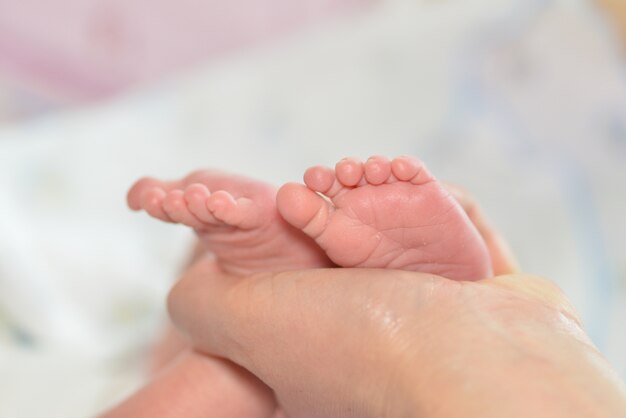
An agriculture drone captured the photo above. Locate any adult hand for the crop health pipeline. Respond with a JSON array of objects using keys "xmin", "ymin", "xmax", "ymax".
[{"xmin": 165, "ymin": 257, "xmax": 626, "ymax": 418}]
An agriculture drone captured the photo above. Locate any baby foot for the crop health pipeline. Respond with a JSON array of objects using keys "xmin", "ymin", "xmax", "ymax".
[
  {"xmin": 276, "ymin": 156, "xmax": 492, "ymax": 281},
  {"xmin": 128, "ymin": 170, "xmax": 330, "ymax": 275}
]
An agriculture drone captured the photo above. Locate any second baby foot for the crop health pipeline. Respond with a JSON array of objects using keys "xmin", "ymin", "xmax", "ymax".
[
  {"xmin": 128, "ymin": 170, "xmax": 330, "ymax": 275},
  {"xmin": 277, "ymin": 156, "xmax": 492, "ymax": 281}
]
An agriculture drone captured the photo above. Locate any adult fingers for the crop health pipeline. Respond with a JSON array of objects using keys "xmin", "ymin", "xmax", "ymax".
[
  {"xmin": 167, "ymin": 257, "xmax": 439, "ymax": 416},
  {"xmin": 444, "ymin": 182, "xmax": 520, "ymax": 275},
  {"xmin": 168, "ymin": 259, "xmax": 593, "ymax": 417}
]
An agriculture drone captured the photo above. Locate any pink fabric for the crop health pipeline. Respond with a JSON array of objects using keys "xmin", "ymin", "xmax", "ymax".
[{"xmin": 0, "ymin": 0, "xmax": 370, "ymax": 99}]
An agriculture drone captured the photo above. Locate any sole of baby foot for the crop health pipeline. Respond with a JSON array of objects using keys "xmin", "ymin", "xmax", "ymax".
[{"xmin": 276, "ymin": 156, "xmax": 492, "ymax": 281}]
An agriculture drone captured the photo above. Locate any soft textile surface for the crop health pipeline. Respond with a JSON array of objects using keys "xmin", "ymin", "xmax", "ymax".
[
  {"xmin": 1, "ymin": 0, "xmax": 625, "ymax": 416},
  {"xmin": 0, "ymin": 0, "xmax": 368, "ymax": 119}
]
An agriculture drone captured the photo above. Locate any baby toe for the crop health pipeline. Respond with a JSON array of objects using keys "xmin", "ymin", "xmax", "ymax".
[
  {"xmin": 163, "ymin": 190, "xmax": 204, "ymax": 228},
  {"xmin": 335, "ymin": 158, "xmax": 364, "ymax": 187},
  {"xmin": 128, "ymin": 177, "xmax": 162, "ymax": 210},
  {"xmin": 277, "ymin": 183, "xmax": 333, "ymax": 238},
  {"xmin": 364, "ymin": 156, "xmax": 391, "ymax": 185},
  {"xmin": 141, "ymin": 187, "xmax": 172, "ymax": 222},
  {"xmin": 304, "ymin": 165, "xmax": 336, "ymax": 193},
  {"xmin": 391, "ymin": 156, "xmax": 422, "ymax": 181},
  {"xmin": 207, "ymin": 191, "xmax": 237, "ymax": 224},
  {"xmin": 184, "ymin": 184, "xmax": 218, "ymax": 224}
]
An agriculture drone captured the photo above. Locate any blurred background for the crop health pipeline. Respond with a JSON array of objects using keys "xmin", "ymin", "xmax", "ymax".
[{"xmin": 1, "ymin": 0, "xmax": 625, "ymax": 416}]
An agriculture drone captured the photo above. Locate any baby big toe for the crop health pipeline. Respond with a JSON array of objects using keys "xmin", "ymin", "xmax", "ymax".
[{"xmin": 276, "ymin": 183, "xmax": 333, "ymax": 239}]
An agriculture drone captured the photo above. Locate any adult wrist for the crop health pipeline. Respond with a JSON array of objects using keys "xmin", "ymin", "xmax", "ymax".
[{"xmin": 395, "ymin": 283, "xmax": 626, "ymax": 418}]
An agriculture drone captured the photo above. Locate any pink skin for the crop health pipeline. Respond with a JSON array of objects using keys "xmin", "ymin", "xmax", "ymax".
[
  {"xmin": 127, "ymin": 170, "xmax": 331, "ymax": 276},
  {"xmin": 129, "ymin": 156, "xmax": 492, "ymax": 281},
  {"xmin": 276, "ymin": 156, "xmax": 492, "ymax": 280},
  {"xmin": 122, "ymin": 156, "xmax": 493, "ymax": 418}
]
